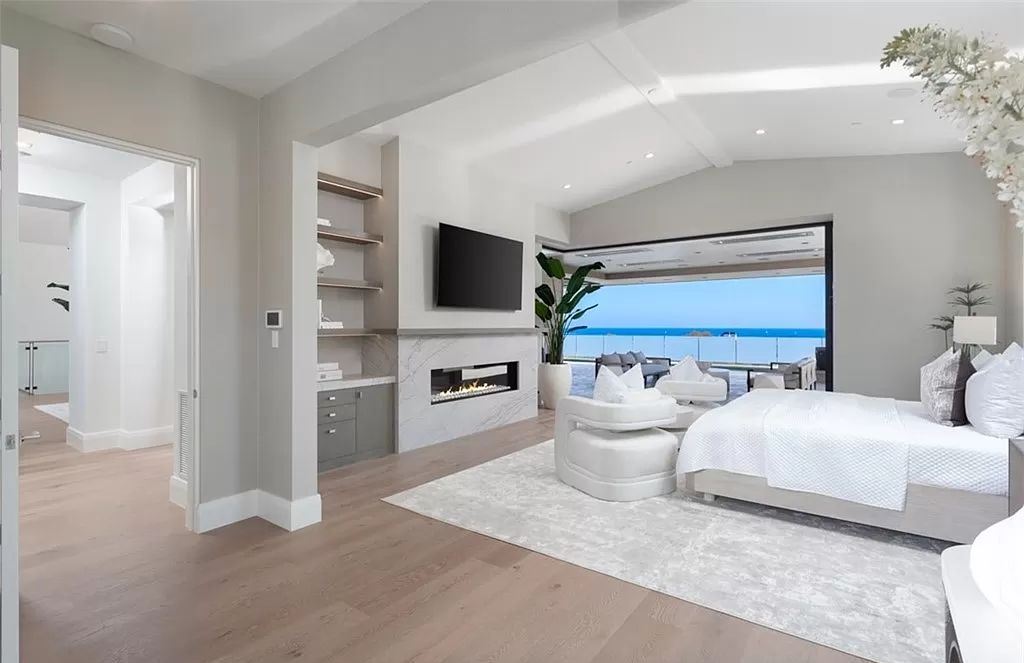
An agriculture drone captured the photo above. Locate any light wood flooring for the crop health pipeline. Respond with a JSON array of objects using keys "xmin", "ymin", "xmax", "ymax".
[{"xmin": 18, "ymin": 392, "xmax": 865, "ymax": 663}]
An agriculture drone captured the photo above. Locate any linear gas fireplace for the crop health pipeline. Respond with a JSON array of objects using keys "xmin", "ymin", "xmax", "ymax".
[{"xmin": 431, "ymin": 361, "xmax": 519, "ymax": 405}]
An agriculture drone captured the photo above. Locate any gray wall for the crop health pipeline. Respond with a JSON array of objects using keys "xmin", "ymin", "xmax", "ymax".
[
  {"xmin": 571, "ymin": 153, "xmax": 1010, "ymax": 400},
  {"xmin": 3, "ymin": 10, "xmax": 260, "ymax": 503}
]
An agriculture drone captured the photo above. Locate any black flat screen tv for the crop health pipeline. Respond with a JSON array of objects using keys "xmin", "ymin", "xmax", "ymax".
[{"xmin": 436, "ymin": 223, "xmax": 523, "ymax": 310}]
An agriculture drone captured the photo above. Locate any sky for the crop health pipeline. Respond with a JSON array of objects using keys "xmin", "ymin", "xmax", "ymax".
[{"xmin": 574, "ymin": 274, "xmax": 825, "ymax": 330}]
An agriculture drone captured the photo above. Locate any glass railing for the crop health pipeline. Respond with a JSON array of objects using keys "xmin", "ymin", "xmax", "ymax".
[
  {"xmin": 564, "ymin": 334, "xmax": 824, "ymax": 366},
  {"xmin": 19, "ymin": 340, "xmax": 69, "ymax": 395}
]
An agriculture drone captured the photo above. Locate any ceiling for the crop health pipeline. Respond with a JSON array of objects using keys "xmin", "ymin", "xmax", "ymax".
[
  {"xmin": 6, "ymin": 0, "xmax": 426, "ymax": 98},
  {"xmin": 362, "ymin": 1, "xmax": 1024, "ymax": 213},
  {"xmin": 18, "ymin": 129, "xmax": 155, "ymax": 180},
  {"xmin": 551, "ymin": 225, "xmax": 826, "ymax": 284}
]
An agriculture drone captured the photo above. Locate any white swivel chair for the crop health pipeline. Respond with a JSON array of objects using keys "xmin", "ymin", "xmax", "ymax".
[{"xmin": 554, "ymin": 395, "xmax": 679, "ymax": 502}]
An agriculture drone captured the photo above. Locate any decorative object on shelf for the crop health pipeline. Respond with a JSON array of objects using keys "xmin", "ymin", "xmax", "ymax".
[
  {"xmin": 881, "ymin": 27, "xmax": 1024, "ymax": 227},
  {"xmin": 317, "ymin": 361, "xmax": 344, "ymax": 382},
  {"xmin": 317, "ymin": 217, "xmax": 331, "ymax": 227},
  {"xmin": 535, "ymin": 252, "xmax": 604, "ymax": 409},
  {"xmin": 317, "ymin": 299, "xmax": 345, "ymax": 330},
  {"xmin": 316, "ymin": 242, "xmax": 335, "ymax": 273}
]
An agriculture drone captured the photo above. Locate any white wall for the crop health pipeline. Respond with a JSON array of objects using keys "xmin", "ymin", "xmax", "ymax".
[
  {"xmin": 397, "ymin": 138, "xmax": 556, "ymax": 329},
  {"xmin": 120, "ymin": 162, "xmax": 175, "ymax": 444},
  {"xmin": 19, "ymin": 162, "xmax": 124, "ymax": 438},
  {"xmin": 16, "ymin": 235, "xmax": 70, "ymax": 342},
  {"xmin": 1005, "ymin": 211, "xmax": 1023, "ymax": 345},
  {"xmin": 4, "ymin": 9, "xmax": 260, "ymax": 504},
  {"xmin": 570, "ymin": 153, "xmax": 1009, "ymax": 400}
]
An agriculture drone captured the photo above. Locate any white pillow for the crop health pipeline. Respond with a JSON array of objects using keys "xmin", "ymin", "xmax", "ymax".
[
  {"xmin": 920, "ymin": 348, "xmax": 958, "ymax": 424},
  {"xmin": 965, "ymin": 352, "xmax": 1024, "ymax": 437},
  {"xmin": 620, "ymin": 363, "xmax": 645, "ymax": 391},
  {"xmin": 669, "ymin": 355, "xmax": 706, "ymax": 382},
  {"xmin": 972, "ymin": 348, "xmax": 995, "ymax": 371},
  {"xmin": 1003, "ymin": 342, "xmax": 1022, "ymax": 363}
]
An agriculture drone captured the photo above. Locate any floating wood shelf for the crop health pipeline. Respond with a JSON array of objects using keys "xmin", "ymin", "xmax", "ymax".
[
  {"xmin": 317, "ymin": 227, "xmax": 383, "ymax": 245},
  {"xmin": 317, "ymin": 277, "xmax": 383, "ymax": 291},
  {"xmin": 317, "ymin": 172, "xmax": 383, "ymax": 201},
  {"xmin": 317, "ymin": 328, "xmax": 395, "ymax": 338}
]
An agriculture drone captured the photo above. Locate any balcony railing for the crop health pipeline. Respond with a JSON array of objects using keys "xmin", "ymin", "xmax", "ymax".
[{"xmin": 564, "ymin": 333, "xmax": 824, "ymax": 366}]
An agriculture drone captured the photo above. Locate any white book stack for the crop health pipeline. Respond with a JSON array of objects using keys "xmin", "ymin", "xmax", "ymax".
[{"xmin": 317, "ymin": 362, "xmax": 344, "ymax": 382}]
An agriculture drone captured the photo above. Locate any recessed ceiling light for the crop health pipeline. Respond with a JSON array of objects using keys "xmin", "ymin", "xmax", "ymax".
[
  {"xmin": 891, "ymin": 118, "xmax": 905, "ymax": 125},
  {"xmin": 644, "ymin": 152, "xmax": 655, "ymax": 159},
  {"xmin": 754, "ymin": 128, "xmax": 766, "ymax": 135},
  {"xmin": 562, "ymin": 184, "xmax": 572, "ymax": 190},
  {"xmin": 89, "ymin": 23, "xmax": 134, "ymax": 50}
]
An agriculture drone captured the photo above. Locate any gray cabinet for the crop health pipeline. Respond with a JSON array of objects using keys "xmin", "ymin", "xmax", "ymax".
[{"xmin": 317, "ymin": 383, "xmax": 394, "ymax": 472}]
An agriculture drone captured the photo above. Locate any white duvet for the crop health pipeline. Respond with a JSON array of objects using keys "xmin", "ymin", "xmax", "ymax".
[{"xmin": 679, "ymin": 389, "xmax": 1008, "ymax": 511}]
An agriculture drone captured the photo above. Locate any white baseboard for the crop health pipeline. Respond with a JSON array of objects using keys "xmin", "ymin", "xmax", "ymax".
[
  {"xmin": 169, "ymin": 475, "xmax": 188, "ymax": 509},
  {"xmin": 195, "ymin": 490, "xmax": 259, "ymax": 533},
  {"xmin": 194, "ymin": 490, "xmax": 322, "ymax": 534},
  {"xmin": 66, "ymin": 426, "xmax": 119, "ymax": 452},
  {"xmin": 119, "ymin": 426, "xmax": 174, "ymax": 450},
  {"xmin": 258, "ymin": 491, "xmax": 322, "ymax": 532},
  {"xmin": 66, "ymin": 425, "xmax": 173, "ymax": 453}
]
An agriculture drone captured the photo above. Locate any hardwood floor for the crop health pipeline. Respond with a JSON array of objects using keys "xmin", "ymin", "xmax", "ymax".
[{"xmin": 18, "ymin": 393, "xmax": 865, "ymax": 663}]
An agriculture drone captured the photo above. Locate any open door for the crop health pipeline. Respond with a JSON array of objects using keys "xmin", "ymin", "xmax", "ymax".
[{"xmin": 1, "ymin": 44, "xmax": 20, "ymax": 662}]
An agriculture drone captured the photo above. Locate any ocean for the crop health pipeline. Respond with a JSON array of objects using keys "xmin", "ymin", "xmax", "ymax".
[{"xmin": 569, "ymin": 327, "xmax": 825, "ymax": 338}]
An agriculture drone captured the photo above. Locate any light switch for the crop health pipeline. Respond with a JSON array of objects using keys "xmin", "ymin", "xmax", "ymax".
[{"xmin": 96, "ymin": 339, "xmax": 108, "ymax": 353}]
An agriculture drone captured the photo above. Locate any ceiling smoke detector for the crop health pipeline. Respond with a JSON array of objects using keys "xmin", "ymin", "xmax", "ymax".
[{"xmin": 90, "ymin": 23, "xmax": 134, "ymax": 50}]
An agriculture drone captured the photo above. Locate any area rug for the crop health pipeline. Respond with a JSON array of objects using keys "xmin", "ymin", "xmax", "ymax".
[
  {"xmin": 383, "ymin": 440, "xmax": 948, "ymax": 663},
  {"xmin": 34, "ymin": 402, "xmax": 69, "ymax": 424}
]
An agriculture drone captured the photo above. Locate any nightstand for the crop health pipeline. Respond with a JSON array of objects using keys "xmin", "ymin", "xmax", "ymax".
[{"xmin": 1011, "ymin": 438, "xmax": 1024, "ymax": 515}]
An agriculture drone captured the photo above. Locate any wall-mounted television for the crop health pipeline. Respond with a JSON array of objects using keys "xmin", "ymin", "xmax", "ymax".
[{"xmin": 436, "ymin": 223, "xmax": 523, "ymax": 310}]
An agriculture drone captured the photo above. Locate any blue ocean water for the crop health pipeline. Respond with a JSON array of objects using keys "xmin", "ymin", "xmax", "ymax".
[{"xmin": 569, "ymin": 327, "xmax": 825, "ymax": 338}]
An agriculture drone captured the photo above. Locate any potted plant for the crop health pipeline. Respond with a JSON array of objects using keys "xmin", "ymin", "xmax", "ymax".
[{"xmin": 535, "ymin": 252, "xmax": 604, "ymax": 409}]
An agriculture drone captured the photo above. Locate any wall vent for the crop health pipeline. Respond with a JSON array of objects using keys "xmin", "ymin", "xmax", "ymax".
[
  {"xmin": 577, "ymin": 247, "xmax": 653, "ymax": 258},
  {"xmin": 176, "ymin": 389, "xmax": 193, "ymax": 481},
  {"xmin": 711, "ymin": 231, "xmax": 815, "ymax": 245},
  {"xmin": 736, "ymin": 248, "xmax": 819, "ymax": 258}
]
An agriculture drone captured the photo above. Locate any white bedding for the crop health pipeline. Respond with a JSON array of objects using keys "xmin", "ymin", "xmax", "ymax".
[{"xmin": 679, "ymin": 390, "xmax": 1008, "ymax": 510}]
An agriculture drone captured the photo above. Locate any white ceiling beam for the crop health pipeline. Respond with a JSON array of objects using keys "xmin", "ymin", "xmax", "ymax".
[{"xmin": 590, "ymin": 31, "xmax": 732, "ymax": 168}]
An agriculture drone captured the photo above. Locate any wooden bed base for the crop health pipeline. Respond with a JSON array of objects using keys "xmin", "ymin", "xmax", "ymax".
[{"xmin": 681, "ymin": 470, "xmax": 1008, "ymax": 544}]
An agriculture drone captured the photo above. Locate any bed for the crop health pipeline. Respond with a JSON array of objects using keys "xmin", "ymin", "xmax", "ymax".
[{"xmin": 678, "ymin": 389, "xmax": 1010, "ymax": 543}]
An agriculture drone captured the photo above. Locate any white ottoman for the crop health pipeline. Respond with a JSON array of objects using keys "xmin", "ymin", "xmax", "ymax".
[{"xmin": 558, "ymin": 426, "xmax": 679, "ymax": 501}]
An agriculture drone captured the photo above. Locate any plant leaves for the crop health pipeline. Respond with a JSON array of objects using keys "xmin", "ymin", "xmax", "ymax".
[
  {"xmin": 535, "ymin": 283, "xmax": 555, "ymax": 306},
  {"xmin": 535, "ymin": 300, "xmax": 551, "ymax": 321}
]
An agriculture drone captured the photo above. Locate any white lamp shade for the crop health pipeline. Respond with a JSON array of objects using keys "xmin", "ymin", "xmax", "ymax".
[{"xmin": 953, "ymin": 316, "xmax": 997, "ymax": 346}]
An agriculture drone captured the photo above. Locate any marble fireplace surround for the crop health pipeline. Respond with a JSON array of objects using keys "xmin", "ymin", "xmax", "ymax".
[{"xmin": 396, "ymin": 329, "xmax": 538, "ymax": 453}]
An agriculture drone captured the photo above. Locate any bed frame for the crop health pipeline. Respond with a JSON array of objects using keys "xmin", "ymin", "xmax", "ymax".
[{"xmin": 680, "ymin": 470, "xmax": 1009, "ymax": 544}]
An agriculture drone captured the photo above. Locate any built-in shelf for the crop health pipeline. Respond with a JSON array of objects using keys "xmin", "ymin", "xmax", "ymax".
[
  {"xmin": 317, "ymin": 277, "xmax": 383, "ymax": 291},
  {"xmin": 317, "ymin": 227, "xmax": 383, "ymax": 245},
  {"xmin": 395, "ymin": 328, "xmax": 540, "ymax": 337},
  {"xmin": 317, "ymin": 328, "xmax": 395, "ymax": 338},
  {"xmin": 317, "ymin": 172, "xmax": 383, "ymax": 201}
]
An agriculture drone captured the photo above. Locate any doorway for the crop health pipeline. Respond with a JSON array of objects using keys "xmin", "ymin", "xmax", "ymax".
[{"xmin": 14, "ymin": 121, "xmax": 201, "ymax": 530}]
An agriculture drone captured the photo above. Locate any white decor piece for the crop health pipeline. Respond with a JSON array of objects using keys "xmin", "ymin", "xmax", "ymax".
[
  {"xmin": 385, "ymin": 441, "xmax": 947, "ymax": 663},
  {"xmin": 315, "ymin": 242, "xmax": 335, "ymax": 272},
  {"xmin": 882, "ymin": 28, "xmax": 1024, "ymax": 227},
  {"xmin": 964, "ymin": 352, "xmax": 1024, "ymax": 437},
  {"xmin": 538, "ymin": 361, "xmax": 572, "ymax": 409}
]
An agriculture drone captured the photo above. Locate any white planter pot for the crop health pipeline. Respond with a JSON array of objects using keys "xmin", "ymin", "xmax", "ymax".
[{"xmin": 538, "ymin": 362, "xmax": 572, "ymax": 410}]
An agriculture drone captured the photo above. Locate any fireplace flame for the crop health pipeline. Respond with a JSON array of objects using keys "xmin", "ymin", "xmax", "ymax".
[{"xmin": 432, "ymin": 379, "xmax": 511, "ymax": 403}]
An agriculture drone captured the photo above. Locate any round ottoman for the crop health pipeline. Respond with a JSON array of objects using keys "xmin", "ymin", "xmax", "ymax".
[{"xmin": 557, "ymin": 426, "xmax": 679, "ymax": 501}]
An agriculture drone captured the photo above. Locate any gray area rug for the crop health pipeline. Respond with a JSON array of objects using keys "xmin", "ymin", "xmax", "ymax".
[{"xmin": 383, "ymin": 440, "xmax": 948, "ymax": 663}]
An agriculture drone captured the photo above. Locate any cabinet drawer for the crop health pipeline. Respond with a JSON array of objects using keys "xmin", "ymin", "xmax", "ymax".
[
  {"xmin": 318, "ymin": 389, "xmax": 356, "ymax": 407},
  {"xmin": 318, "ymin": 420, "xmax": 356, "ymax": 461},
  {"xmin": 318, "ymin": 403, "xmax": 356, "ymax": 425}
]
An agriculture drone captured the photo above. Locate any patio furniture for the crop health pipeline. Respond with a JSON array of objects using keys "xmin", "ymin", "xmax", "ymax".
[
  {"xmin": 653, "ymin": 355, "xmax": 729, "ymax": 406},
  {"xmin": 594, "ymin": 352, "xmax": 670, "ymax": 387},
  {"xmin": 554, "ymin": 394, "xmax": 678, "ymax": 501},
  {"xmin": 746, "ymin": 357, "xmax": 817, "ymax": 390}
]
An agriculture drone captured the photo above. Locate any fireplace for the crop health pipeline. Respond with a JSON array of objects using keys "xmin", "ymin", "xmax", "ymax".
[{"xmin": 431, "ymin": 361, "xmax": 519, "ymax": 404}]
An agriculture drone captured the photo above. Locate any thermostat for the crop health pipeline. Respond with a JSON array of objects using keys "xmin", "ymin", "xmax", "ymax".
[{"xmin": 266, "ymin": 310, "xmax": 283, "ymax": 328}]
